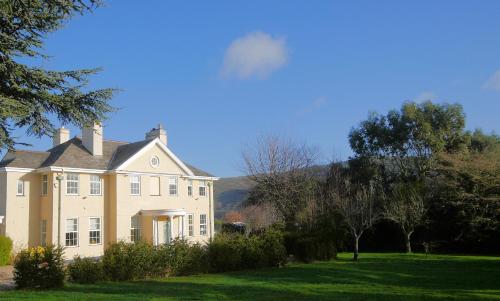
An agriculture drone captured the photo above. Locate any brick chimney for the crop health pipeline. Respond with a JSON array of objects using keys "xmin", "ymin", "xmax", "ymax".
[
  {"xmin": 53, "ymin": 127, "xmax": 70, "ymax": 147},
  {"xmin": 82, "ymin": 122, "xmax": 103, "ymax": 156},
  {"xmin": 145, "ymin": 124, "xmax": 167, "ymax": 145}
]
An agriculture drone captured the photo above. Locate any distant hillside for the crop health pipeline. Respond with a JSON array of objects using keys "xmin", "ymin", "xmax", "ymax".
[
  {"xmin": 213, "ymin": 164, "xmax": 330, "ymax": 219},
  {"xmin": 214, "ymin": 176, "xmax": 254, "ymax": 219}
]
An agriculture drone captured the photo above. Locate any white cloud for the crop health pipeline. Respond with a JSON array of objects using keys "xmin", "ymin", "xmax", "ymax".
[
  {"xmin": 482, "ymin": 70, "xmax": 500, "ymax": 91},
  {"xmin": 299, "ymin": 96, "xmax": 327, "ymax": 115},
  {"xmin": 221, "ymin": 32, "xmax": 288, "ymax": 79},
  {"xmin": 413, "ymin": 91, "xmax": 437, "ymax": 103}
]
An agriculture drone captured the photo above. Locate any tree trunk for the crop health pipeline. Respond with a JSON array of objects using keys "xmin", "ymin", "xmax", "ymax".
[
  {"xmin": 405, "ymin": 231, "xmax": 413, "ymax": 253},
  {"xmin": 353, "ymin": 235, "xmax": 360, "ymax": 261}
]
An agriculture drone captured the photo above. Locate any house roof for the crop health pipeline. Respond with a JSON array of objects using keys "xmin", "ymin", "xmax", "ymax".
[{"xmin": 0, "ymin": 137, "xmax": 214, "ymax": 177}]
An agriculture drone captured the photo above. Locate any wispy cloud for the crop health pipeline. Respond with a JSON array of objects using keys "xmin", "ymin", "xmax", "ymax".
[
  {"xmin": 482, "ymin": 70, "xmax": 500, "ymax": 91},
  {"xmin": 413, "ymin": 91, "xmax": 437, "ymax": 103},
  {"xmin": 220, "ymin": 31, "xmax": 288, "ymax": 80},
  {"xmin": 299, "ymin": 96, "xmax": 327, "ymax": 115}
]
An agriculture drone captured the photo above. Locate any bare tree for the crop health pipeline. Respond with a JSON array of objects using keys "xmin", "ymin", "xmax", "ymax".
[
  {"xmin": 241, "ymin": 203, "xmax": 280, "ymax": 234},
  {"xmin": 384, "ymin": 182, "xmax": 426, "ymax": 253},
  {"xmin": 242, "ymin": 136, "xmax": 319, "ymax": 226},
  {"xmin": 326, "ymin": 164, "xmax": 381, "ymax": 261}
]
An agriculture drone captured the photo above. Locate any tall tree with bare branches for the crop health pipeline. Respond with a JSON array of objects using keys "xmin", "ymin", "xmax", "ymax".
[
  {"xmin": 383, "ymin": 182, "xmax": 426, "ymax": 253},
  {"xmin": 325, "ymin": 163, "xmax": 381, "ymax": 261},
  {"xmin": 243, "ymin": 136, "xmax": 319, "ymax": 226}
]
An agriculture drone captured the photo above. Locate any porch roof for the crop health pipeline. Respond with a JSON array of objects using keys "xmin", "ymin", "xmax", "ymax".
[{"xmin": 139, "ymin": 209, "xmax": 186, "ymax": 217}]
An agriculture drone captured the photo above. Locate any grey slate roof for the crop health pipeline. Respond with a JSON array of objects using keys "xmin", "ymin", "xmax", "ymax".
[{"xmin": 0, "ymin": 137, "xmax": 213, "ymax": 177}]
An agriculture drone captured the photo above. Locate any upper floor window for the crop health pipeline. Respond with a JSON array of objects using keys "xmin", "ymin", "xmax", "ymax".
[
  {"xmin": 42, "ymin": 175, "xmax": 48, "ymax": 196},
  {"xmin": 130, "ymin": 175, "xmax": 141, "ymax": 195},
  {"xmin": 89, "ymin": 175, "xmax": 102, "ymax": 196},
  {"xmin": 199, "ymin": 180, "xmax": 207, "ymax": 197},
  {"xmin": 66, "ymin": 173, "xmax": 79, "ymax": 195},
  {"xmin": 169, "ymin": 177, "xmax": 177, "ymax": 196},
  {"xmin": 65, "ymin": 218, "xmax": 78, "ymax": 247},
  {"xmin": 187, "ymin": 179, "xmax": 193, "ymax": 197},
  {"xmin": 16, "ymin": 180, "xmax": 24, "ymax": 196}
]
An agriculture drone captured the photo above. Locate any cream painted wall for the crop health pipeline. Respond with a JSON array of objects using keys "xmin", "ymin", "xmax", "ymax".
[
  {"xmin": 3, "ymin": 171, "xmax": 41, "ymax": 251},
  {"xmin": 0, "ymin": 141, "xmax": 216, "ymax": 258}
]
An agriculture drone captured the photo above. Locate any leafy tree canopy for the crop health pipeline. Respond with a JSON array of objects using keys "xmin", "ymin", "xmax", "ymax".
[
  {"xmin": 349, "ymin": 101, "xmax": 468, "ymax": 180},
  {"xmin": 0, "ymin": 0, "xmax": 116, "ymax": 150}
]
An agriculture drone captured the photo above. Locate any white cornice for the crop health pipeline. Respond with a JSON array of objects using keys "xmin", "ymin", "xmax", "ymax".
[
  {"xmin": 0, "ymin": 167, "xmax": 35, "ymax": 173},
  {"xmin": 114, "ymin": 138, "xmax": 195, "ymax": 176},
  {"xmin": 37, "ymin": 166, "xmax": 107, "ymax": 174}
]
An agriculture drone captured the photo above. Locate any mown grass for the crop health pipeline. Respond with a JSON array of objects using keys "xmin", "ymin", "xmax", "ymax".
[{"xmin": 1, "ymin": 253, "xmax": 499, "ymax": 300}]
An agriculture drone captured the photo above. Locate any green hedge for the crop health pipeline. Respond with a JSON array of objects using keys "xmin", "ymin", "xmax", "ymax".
[
  {"xmin": 67, "ymin": 256, "xmax": 105, "ymax": 284},
  {"xmin": 0, "ymin": 236, "xmax": 12, "ymax": 266}
]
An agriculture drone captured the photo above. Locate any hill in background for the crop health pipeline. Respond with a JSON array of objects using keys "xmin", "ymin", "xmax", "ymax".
[{"xmin": 213, "ymin": 165, "xmax": 330, "ymax": 219}]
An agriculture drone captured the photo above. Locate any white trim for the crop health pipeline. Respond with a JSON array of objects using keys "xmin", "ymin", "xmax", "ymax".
[
  {"xmin": 140, "ymin": 208, "xmax": 187, "ymax": 217},
  {"xmin": 40, "ymin": 166, "xmax": 107, "ymax": 174},
  {"xmin": 0, "ymin": 167, "xmax": 35, "ymax": 173},
  {"xmin": 114, "ymin": 138, "xmax": 195, "ymax": 176}
]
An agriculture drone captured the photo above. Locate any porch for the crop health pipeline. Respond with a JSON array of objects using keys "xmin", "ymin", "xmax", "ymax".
[{"xmin": 139, "ymin": 209, "xmax": 187, "ymax": 245}]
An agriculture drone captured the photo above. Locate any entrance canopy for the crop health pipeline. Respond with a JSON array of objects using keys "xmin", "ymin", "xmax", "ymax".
[{"xmin": 139, "ymin": 209, "xmax": 186, "ymax": 217}]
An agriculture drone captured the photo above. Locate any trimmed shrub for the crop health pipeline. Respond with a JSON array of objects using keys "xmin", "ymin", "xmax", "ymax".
[
  {"xmin": 13, "ymin": 245, "xmax": 65, "ymax": 289},
  {"xmin": 0, "ymin": 236, "xmax": 13, "ymax": 266},
  {"xmin": 207, "ymin": 233, "xmax": 243, "ymax": 272},
  {"xmin": 157, "ymin": 239, "xmax": 208, "ymax": 276},
  {"xmin": 102, "ymin": 241, "xmax": 155, "ymax": 281},
  {"xmin": 67, "ymin": 256, "xmax": 105, "ymax": 284}
]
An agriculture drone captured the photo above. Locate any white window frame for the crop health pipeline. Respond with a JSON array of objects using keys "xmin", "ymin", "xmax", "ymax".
[
  {"xmin": 187, "ymin": 179, "xmax": 193, "ymax": 197},
  {"xmin": 130, "ymin": 216, "xmax": 141, "ymax": 242},
  {"xmin": 66, "ymin": 173, "xmax": 79, "ymax": 195},
  {"xmin": 41, "ymin": 219, "xmax": 47, "ymax": 247},
  {"xmin": 200, "ymin": 214, "xmax": 207, "ymax": 236},
  {"xmin": 42, "ymin": 175, "xmax": 48, "ymax": 196},
  {"xmin": 130, "ymin": 175, "xmax": 141, "ymax": 196},
  {"xmin": 89, "ymin": 175, "xmax": 102, "ymax": 196},
  {"xmin": 65, "ymin": 218, "xmax": 79, "ymax": 247},
  {"xmin": 16, "ymin": 180, "xmax": 24, "ymax": 196},
  {"xmin": 188, "ymin": 214, "xmax": 194, "ymax": 237},
  {"xmin": 168, "ymin": 176, "xmax": 177, "ymax": 196},
  {"xmin": 89, "ymin": 217, "xmax": 102, "ymax": 245},
  {"xmin": 199, "ymin": 180, "xmax": 207, "ymax": 197}
]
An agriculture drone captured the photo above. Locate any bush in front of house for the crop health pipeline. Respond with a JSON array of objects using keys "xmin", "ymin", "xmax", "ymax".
[
  {"xmin": 67, "ymin": 256, "xmax": 105, "ymax": 284},
  {"xmin": 13, "ymin": 245, "xmax": 65, "ymax": 289},
  {"xmin": 0, "ymin": 236, "xmax": 13, "ymax": 266},
  {"xmin": 207, "ymin": 227, "xmax": 287, "ymax": 272},
  {"xmin": 102, "ymin": 241, "xmax": 155, "ymax": 281},
  {"xmin": 156, "ymin": 239, "xmax": 209, "ymax": 276}
]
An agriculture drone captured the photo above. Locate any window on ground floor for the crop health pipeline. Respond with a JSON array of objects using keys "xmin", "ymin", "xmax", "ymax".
[
  {"xmin": 200, "ymin": 214, "xmax": 207, "ymax": 236},
  {"xmin": 188, "ymin": 214, "xmax": 194, "ymax": 237},
  {"xmin": 130, "ymin": 216, "xmax": 141, "ymax": 242},
  {"xmin": 65, "ymin": 218, "xmax": 78, "ymax": 246},
  {"xmin": 41, "ymin": 219, "xmax": 47, "ymax": 247},
  {"xmin": 89, "ymin": 217, "xmax": 101, "ymax": 245}
]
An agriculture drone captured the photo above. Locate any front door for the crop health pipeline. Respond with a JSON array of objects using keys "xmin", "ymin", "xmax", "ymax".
[{"xmin": 164, "ymin": 219, "xmax": 172, "ymax": 244}]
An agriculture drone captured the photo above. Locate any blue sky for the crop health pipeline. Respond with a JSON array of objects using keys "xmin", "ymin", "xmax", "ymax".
[{"xmin": 11, "ymin": 1, "xmax": 500, "ymax": 177}]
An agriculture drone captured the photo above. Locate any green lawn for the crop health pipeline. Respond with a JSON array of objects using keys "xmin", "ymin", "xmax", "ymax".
[{"xmin": 1, "ymin": 253, "xmax": 499, "ymax": 300}]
